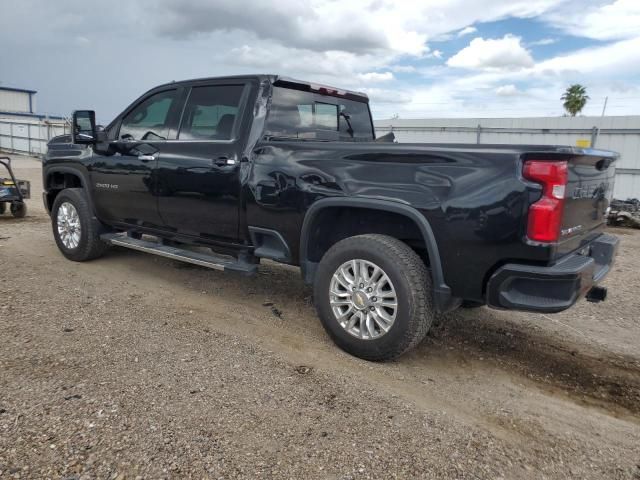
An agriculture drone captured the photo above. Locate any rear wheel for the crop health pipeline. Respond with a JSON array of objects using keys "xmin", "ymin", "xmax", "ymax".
[
  {"xmin": 461, "ymin": 300, "xmax": 484, "ymax": 309},
  {"xmin": 10, "ymin": 201, "xmax": 26, "ymax": 218},
  {"xmin": 51, "ymin": 188, "xmax": 109, "ymax": 261},
  {"xmin": 0, "ymin": 202, "xmax": 6, "ymax": 215},
  {"xmin": 314, "ymin": 234, "xmax": 433, "ymax": 361}
]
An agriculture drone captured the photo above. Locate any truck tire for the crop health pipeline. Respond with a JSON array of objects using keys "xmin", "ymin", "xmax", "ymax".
[
  {"xmin": 461, "ymin": 300, "xmax": 484, "ymax": 309},
  {"xmin": 51, "ymin": 188, "xmax": 109, "ymax": 262},
  {"xmin": 0, "ymin": 202, "xmax": 6, "ymax": 214},
  {"xmin": 314, "ymin": 234, "xmax": 433, "ymax": 361},
  {"xmin": 10, "ymin": 201, "xmax": 27, "ymax": 218}
]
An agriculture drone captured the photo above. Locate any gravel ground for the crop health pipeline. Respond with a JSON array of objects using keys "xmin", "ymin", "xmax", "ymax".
[{"xmin": 1, "ymin": 154, "xmax": 639, "ymax": 479}]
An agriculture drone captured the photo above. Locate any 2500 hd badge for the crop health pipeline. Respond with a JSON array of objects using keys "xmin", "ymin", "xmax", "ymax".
[{"xmin": 95, "ymin": 183, "xmax": 118, "ymax": 190}]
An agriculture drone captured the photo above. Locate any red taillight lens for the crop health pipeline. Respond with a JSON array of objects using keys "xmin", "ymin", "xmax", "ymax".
[{"xmin": 523, "ymin": 160, "xmax": 568, "ymax": 242}]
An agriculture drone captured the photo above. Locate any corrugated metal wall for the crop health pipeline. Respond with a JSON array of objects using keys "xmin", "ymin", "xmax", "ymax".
[
  {"xmin": 0, "ymin": 90, "xmax": 32, "ymax": 113},
  {"xmin": 375, "ymin": 116, "xmax": 640, "ymax": 200},
  {"xmin": 0, "ymin": 115, "xmax": 69, "ymax": 156}
]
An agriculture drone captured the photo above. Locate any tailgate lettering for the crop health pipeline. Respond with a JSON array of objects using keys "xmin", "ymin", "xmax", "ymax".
[{"xmin": 572, "ymin": 182, "xmax": 609, "ymax": 200}]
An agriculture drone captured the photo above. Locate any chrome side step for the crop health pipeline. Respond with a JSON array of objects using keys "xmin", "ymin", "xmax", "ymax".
[{"xmin": 100, "ymin": 233, "xmax": 257, "ymax": 275}]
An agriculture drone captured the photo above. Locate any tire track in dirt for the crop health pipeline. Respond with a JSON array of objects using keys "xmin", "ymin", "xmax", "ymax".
[
  {"xmin": 427, "ymin": 311, "xmax": 640, "ymax": 418},
  {"xmin": 5, "ymin": 222, "xmax": 639, "ymax": 423}
]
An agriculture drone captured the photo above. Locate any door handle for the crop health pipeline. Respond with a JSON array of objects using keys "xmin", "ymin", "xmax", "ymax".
[
  {"xmin": 213, "ymin": 156, "xmax": 237, "ymax": 167},
  {"xmin": 138, "ymin": 154, "xmax": 156, "ymax": 163}
]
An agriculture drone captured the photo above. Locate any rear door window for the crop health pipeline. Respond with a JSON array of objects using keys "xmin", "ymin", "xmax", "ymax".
[{"xmin": 178, "ymin": 85, "xmax": 246, "ymax": 140}]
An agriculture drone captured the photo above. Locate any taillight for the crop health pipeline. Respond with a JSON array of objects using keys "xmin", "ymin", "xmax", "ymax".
[{"xmin": 523, "ymin": 160, "xmax": 568, "ymax": 242}]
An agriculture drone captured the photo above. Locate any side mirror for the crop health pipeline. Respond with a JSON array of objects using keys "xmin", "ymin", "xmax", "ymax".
[{"xmin": 72, "ymin": 110, "xmax": 97, "ymax": 144}]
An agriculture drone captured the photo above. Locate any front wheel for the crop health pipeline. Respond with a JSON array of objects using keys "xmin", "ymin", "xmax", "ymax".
[
  {"xmin": 51, "ymin": 188, "xmax": 109, "ymax": 261},
  {"xmin": 314, "ymin": 234, "xmax": 433, "ymax": 361}
]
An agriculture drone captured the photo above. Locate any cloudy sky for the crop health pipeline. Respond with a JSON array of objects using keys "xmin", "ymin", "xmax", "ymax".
[{"xmin": 1, "ymin": 0, "xmax": 639, "ymax": 122}]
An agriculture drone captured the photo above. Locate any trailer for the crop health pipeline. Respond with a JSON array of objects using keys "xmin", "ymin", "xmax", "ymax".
[{"xmin": 0, "ymin": 157, "xmax": 29, "ymax": 218}]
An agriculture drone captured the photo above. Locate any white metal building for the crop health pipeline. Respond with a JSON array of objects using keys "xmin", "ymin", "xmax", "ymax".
[
  {"xmin": 375, "ymin": 116, "xmax": 640, "ymax": 200},
  {"xmin": 0, "ymin": 86, "xmax": 69, "ymax": 156},
  {"xmin": 0, "ymin": 86, "xmax": 37, "ymax": 114}
]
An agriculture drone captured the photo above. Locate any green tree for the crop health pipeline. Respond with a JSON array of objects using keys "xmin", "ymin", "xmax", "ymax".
[{"xmin": 561, "ymin": 84, "xmax": 589, "ymax": 116}]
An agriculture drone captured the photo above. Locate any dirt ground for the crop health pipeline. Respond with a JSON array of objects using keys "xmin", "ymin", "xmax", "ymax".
[{"xmin": 1, "ymin": 154, "xmax": 639, "ymax": 479}]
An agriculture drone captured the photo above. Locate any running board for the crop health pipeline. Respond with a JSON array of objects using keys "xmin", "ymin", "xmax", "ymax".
[{"xmin": 100, "ymin": 233, "xmax": 257, "ymax": 275}]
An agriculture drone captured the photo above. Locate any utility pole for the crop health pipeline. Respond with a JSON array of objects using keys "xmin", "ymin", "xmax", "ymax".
[
  {"xmin": 601, "ymin": 96, "xmax": 608, "ymax": 117},
  {"xmin": 593, "ymin": 96, "xmax": 608, "ymax": 148}
]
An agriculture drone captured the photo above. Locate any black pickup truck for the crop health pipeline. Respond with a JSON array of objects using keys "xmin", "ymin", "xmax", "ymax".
[{"xmin": 43, "ymin": 74, "xmax": 619, "ymax": 360}]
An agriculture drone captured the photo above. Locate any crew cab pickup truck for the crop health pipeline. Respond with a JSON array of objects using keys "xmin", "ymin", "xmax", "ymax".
[{"xmin": 43, "ymin": 74, "xmax": 619, "ymax": 360}]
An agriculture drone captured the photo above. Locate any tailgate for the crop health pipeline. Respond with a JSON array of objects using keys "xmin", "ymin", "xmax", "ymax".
[{"xmin": 557, "ymin": 149, "xmax": 617, "ymax": 256}]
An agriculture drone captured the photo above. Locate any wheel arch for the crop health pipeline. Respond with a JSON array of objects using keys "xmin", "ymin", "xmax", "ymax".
[
  {"xmin": 299, "ymin": 197, "xmax": 457, "ymax": 312},
  {"xmin": 44, "ymin": 166, "xmax": 95, "ymax": 216}
]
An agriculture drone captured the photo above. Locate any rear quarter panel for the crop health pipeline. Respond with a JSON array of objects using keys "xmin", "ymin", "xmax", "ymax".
[{"xmin": 245, "ymin": 142, "xmax": 552, "ymax": 301}]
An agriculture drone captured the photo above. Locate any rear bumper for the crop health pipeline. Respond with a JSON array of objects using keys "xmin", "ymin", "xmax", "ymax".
[{"xmin": 486, "ymin": 233, "xmax": 619, "ymax": 313}]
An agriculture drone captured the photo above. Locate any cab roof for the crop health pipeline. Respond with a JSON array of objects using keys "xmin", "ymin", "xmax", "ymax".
[{"xmin": 157, "ymin": 74, "xmax": 369, "ymax": 103}]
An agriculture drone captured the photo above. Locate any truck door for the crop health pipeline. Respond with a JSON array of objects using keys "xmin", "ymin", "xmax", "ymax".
[
  {"xmin": 155, "ymin": 82, "xmax": 250, "ymax": 242},
  {"xmin": 90, "ymin": 88, "xmax": 182, "ymax": 228}
]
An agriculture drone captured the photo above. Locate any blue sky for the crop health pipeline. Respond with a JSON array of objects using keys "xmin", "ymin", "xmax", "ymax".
[
  {"xmin": 432, "ymin": 17, "xmax": 605, "ymax": 60},
  {"xmin": 1, "ymin": 0, "xmax": 638, "ymax": 121}
]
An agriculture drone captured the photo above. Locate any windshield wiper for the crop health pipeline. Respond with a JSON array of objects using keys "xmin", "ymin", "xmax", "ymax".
[
  {"xmin": 262, "ymin": 134, "xmax": 333, "ymax": 142},
  {"xmin": 340, "ymin": 112, "xmax": 355, "ymax": 138}
]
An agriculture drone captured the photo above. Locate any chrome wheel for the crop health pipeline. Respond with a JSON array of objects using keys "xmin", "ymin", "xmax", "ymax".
[
  {"xmin": 56, "ymin": 202, "xmax": 82, "ymax": 249},
  {"xmin": 329, "ymin": 259, "xmax": 398, "ymax": 340}
]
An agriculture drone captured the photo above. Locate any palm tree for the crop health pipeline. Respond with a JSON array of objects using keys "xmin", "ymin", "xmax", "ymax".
[{"xmin": 561, "ymin": 84, "xmax": 589, "ymax": 116}]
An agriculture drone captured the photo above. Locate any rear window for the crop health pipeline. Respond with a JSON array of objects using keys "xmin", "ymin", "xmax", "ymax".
[{"xmin": 265, "ymin": 87, "xmax": 373, "ymax": 141}]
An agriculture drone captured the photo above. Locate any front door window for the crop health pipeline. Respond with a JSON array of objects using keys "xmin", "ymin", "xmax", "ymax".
[{"xmin": 119, "ymin": 90, "xmax": 178, "ymax": 141}]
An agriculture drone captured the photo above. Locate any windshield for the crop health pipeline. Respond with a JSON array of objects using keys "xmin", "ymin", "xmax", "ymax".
[{"xmin": 265, "ymin": 87, "xmax": 374, "ymax": 141}]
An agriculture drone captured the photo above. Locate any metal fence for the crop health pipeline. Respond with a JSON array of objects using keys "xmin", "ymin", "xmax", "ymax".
[
  {"xmin": 375, "ymin": 116, "xmax": 640, "ymax": 199},
  {"xmin": 0, "ymin": 117, "xmax": 70, "ymax": 157}
]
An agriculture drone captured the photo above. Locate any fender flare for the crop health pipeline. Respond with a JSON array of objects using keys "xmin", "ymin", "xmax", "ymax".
[
  {"xmin": 43, "ymin": 166, "xmax": 97, "ymax": 217},
  {"xmin": 299, "ymin": 197, "xmax": 457, "ymax": 312}
]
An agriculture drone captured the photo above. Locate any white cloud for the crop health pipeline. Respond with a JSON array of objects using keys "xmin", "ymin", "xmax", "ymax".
[
  {"xmin": 360, "ymin": 88, "xmax": 413, "ymax": 104},
  {"xmin": 495, "ymin": 84, "xmax": 522, "ymax": 96},
  {"xmin": 4, "ymin": 0, "xmax": 640, "ymax": 120},
  {"xmin": 145, "ymin": 0, "xmax": 429, "ymax": 56},
  {"xmin": 378, "ymin": 34, "xmax": 640, "ymax": 119},
  {"xmin": 224, "ymin": 44, "xmax": 393, "ymax": 85},
  {"xmin": 447, "ymin": 35, "xmax": 534, "ymax": 71},
  {"xmin": 443, "ymin": 35, "xmax": 640, "ymax": 99},
  {"xmin": 457, "ymin": 26, "xmax": 477, "ymax": 37},
  {"xmin": 142, "ymin": 0, "xmax": 570, "ymax": 60},
  {"xmin": 74, "ymin": 36, "xmax": 90, "ymax": 46},
  {"xmin": 545, "ymin": 0, "xmax": 640, "ymax": 41},
  {"xmin": 533, "ymin": 35, "xmax": 640, "ymax": 77},
  {"xmin": 357, "ymin": 72, "xmax": 395, "ymax": 82}
]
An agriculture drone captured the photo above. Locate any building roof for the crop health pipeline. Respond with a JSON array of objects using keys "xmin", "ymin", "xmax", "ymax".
[
  {"xmin": 0, "ymin": 110, "xmax": 65, "ymax": 121},
  {"xmin": 0, "ymin": 86, "xmax": 37, "ymax": 95}
]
